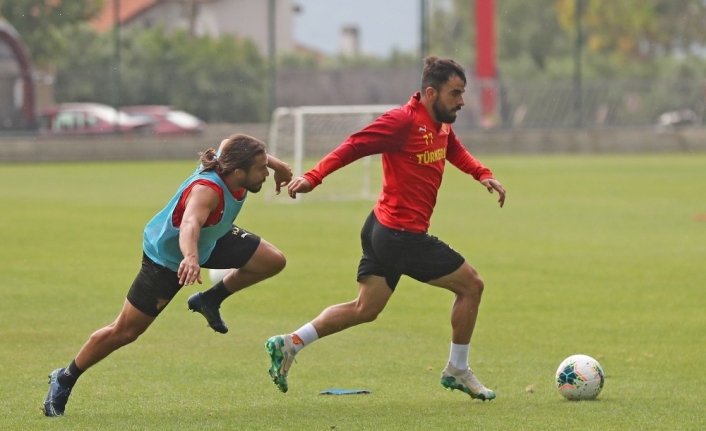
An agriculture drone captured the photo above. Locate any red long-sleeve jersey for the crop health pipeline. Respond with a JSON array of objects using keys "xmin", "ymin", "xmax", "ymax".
[{"xmin": 303, "ymin": 93, "xmax": 494, "ymax": 233}]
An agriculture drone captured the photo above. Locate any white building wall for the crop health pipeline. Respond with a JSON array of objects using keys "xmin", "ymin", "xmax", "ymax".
[
  {"xmin": 130, "ymin": 0, "xmax": 294, "ymax": 56},
  {"xmin": 198, "ymin": 0, "xmax": 294, "ymax": 55}
]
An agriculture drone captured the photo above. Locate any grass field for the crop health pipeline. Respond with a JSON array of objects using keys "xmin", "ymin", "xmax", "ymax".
[{"xmin": 1, "ymin": 153, "xmax": 705, "ymax": 430}]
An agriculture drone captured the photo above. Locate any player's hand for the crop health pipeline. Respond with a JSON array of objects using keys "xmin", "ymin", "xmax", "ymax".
[
  {"xmin": 178, "ymin": 256, "xmax": 203, "ymax": 286},
  {"xmin": 272, "ymin": 164, "xmax": 293, "ymax": 195},
  {"xmin": 287, "ymin": 176, "xmax": 313, "ymax": 199},
  {"xmin": 480, "ymin": 178, "xmax": 506, "ymax": 208}
]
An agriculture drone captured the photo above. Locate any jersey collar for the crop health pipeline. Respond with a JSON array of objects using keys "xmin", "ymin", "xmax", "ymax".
[
  {"xmin": 216, "ymin": 171, "xmax": 247, "ymax": 200},
  {"xmin": 410, "ymin": 92, "xmax": 445, "ymax": 131}
]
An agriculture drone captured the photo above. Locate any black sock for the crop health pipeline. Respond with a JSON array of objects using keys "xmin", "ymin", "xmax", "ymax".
[
  {"xmin": 200, "ymin": 280, "xmax": 233, "ymax": 306},
  {"xmin": 58, "ymin": 359, "xmax": 84, "ymax": 388}
]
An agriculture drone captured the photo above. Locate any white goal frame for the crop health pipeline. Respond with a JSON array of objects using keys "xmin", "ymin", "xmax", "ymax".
[{"xmin": 267, "ymin": 104, "xmax": 398, "ymax": 201}]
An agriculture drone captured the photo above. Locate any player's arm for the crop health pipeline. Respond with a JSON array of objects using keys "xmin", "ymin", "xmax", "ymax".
[
  {"xmin": 288, "ymin": 110, "xmax": 410, "ymax": 198},
  {"xmin": 177, "ymin": 185, "xmax": 220, "ymax": 285},
  {"xmin": 266, "ymin": 154, "xmax": 293, "ymax": 195},
  {"xmin": 447, "ymin": 131, "xmax": 506, "ymax": 208}
]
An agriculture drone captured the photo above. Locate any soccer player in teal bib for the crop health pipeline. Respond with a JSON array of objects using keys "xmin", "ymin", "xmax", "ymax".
[
  {"xmin": 43, "ymin": 134, "xmax": 292, "ymax": 417},
  {"xmin": 266, "ymin": 57, "xmax": 506, "ymax": 401}
]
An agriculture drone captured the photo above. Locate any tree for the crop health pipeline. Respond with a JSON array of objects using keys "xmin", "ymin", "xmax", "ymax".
[
  {"xmin": 498, "ymin": 0, "xmax": 567, "ymax": 70},
  {"xmin": 0, "ymin": 0, "xmax": 102, "ymax": 66},
  {"xmin": 54, "ymin": 25, "xmax": 269, "ymax": 123},
  {"xmin": 427, "ymin": 0, "xmax": 567, "ymax": 74},
  {"xmin": 555, "ymin": 0, "xmax": 706, "ymax": 63},
  {"xmin": 53, "ymin": 24, "xmax": 112, "ymax": 103},
  {"xmin": 425, "ymin": 0, "xmax": 706, "ymax": 80},
  {"xmin": 168, "ymin": 30, "xmax": 268, "ymax": 122},
  {"xmin": 428, "ymin": 0, "xmax": 475, "ymax": 66}
]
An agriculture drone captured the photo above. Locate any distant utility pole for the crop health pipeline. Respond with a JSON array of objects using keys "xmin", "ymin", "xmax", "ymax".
[
  {"xmin": 268, "ymin": 0, "xmax": 277, "ymax": 120},
  {"xmin": 186, "ymin": 0, "xmax": 197, "ymax": 37},
  {"xmin": 574, "ymin": 0, "xmax": 583, "ymax": 128},
  {"xmin": 419, "ymin": 0, "xmax": 428, "ymax": 68},
  {"xmin": 112, "ymin": 0, "xmax": 122, "ymax": 133}
]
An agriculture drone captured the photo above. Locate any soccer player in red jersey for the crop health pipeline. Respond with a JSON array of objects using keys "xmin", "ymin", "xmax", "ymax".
[{"xmin": 266, "ymin": 57, "xmax": 506, "ymax": 400}]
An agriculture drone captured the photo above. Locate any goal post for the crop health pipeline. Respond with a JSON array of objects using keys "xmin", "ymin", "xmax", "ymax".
[{"xmin": 267, "ymin": 104, "xmax": 398, "ymax": 202}]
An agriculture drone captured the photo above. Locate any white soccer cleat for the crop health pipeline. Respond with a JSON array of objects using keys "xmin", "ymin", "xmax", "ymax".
[{"xmin": 440, "ymin": 362, "xmax": 496, "ymax": 401}]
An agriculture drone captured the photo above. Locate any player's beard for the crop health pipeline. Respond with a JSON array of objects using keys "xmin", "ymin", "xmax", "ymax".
[
  {"xmin": 242, "ymin": 177, "xmax": 265, "ymax": 193},
  {"xmin": 432, "ymin": 98, "xmax": 459, "ymax": 124}
]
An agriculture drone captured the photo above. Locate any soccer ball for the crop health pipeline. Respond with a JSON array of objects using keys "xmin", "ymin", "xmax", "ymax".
[
  {"xmin": 555, "ymin": 354, "xmax": 605, "ymax": 400},
  {"xmin": 208, "ymin": 268, "xmax": 230, "ymax": 284}
]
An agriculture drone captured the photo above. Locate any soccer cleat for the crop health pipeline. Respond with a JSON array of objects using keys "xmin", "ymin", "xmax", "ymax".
[
  {"xmin": 440, "ymin": 363, "xmax": 496, "ymax": 401},
  {"xmin": 265, "ymin": 334, "xmax": 296, "ymax": 393},
  {"xmin": 43, "ymin": 368, "xmax": 73, "ymax": 417},
  {"xmin": 187, "ymin": 292, "xmax": 228, "ymax": 334}
]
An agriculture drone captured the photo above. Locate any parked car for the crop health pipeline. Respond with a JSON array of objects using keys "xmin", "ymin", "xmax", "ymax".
[
  {"xmin": 656, "ymin": 108, "xmax": 699, "ymax": 129},
  {"xmin": 37, "ymin": 103, "xmax": 153, "ymax": 136},
  {"xmin": 120, "ymin": 105, "xmax": 206, "ymax": 137}
]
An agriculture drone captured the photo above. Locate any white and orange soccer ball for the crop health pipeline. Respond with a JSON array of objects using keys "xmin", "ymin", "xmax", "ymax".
[{"xmin": 555, "ymin": 354, "xmax": 605, "ymax": 400}]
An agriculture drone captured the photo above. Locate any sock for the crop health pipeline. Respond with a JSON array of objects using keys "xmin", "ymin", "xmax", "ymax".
[
  {"xmin": 449, "ymin": 342, "xmax": 470, "ymax": 370},
  {"xmin": 200, "ymin": 280, "xmax": 232, "ymax": 306},
  {"xmin": 58, "ymin": 359, "xmax": 84, "ymax": 388},
  {"xmin": 291, "ymin": 322, "xmax": 319, "ymax": 354}
]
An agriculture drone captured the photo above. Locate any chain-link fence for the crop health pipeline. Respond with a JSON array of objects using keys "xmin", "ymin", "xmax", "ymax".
[
  {"xmin": 277, "ymin": 68, "xmax": 706, "ymax": 131},
  {"xmin": 495, "ymin": 79, "xmax": 706, "ymax": 130}
]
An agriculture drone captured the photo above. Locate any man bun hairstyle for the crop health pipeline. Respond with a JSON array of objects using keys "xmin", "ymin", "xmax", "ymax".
[
  {"xmin": 199, "ymin": 133, "xmax": 266, "ymax": 175},
  {"xmin": 421, "ymin": 56, "xmax": 467, "ymax": 92}
]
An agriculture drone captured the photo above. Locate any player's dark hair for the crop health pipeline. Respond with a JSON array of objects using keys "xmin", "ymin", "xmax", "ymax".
[
  {"xmin": 421, "ymin": 56, "xmax": 467, "ymax": 92},
  {"xmin": 199, "ymin": 134, "xmax": 266, "ymax": 175}
]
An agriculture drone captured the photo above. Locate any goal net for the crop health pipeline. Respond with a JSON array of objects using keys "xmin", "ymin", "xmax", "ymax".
[{"xmin": 267, "ymin": 104, "xmax": 398, "ymax": 202}]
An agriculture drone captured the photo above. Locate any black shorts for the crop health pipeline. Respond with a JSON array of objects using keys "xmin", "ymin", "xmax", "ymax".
[
  {"xmin": 357, "ymin": 211, "xmax": 465, "ymax": 291},
  {"xmin": 127, "ymin": 225, "xmax": 261, "ymax": 317}
]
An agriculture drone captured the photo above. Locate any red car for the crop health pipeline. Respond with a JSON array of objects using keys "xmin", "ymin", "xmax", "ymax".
[
  {"xmin": 121, "ymin": 105, "xmax": 206, "ymax": 137},
  {"xmin": 37, "ymin": 103, "xmax": 152, "ymax": 136}
]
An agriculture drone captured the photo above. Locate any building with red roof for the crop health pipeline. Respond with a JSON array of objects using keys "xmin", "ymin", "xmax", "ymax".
[{"xmin": 90, "ymin": 0, "xmax": 295, "ymax": 56}]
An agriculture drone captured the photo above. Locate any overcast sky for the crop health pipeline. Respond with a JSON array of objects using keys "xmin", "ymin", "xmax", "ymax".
[{"xmin": 293, "ymin": 0, "xmax": 421, "ymax": 56}]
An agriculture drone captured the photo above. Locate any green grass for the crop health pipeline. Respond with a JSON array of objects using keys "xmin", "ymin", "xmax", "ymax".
[{"xmin": 1, "ymin": 154, "xmax": 705, "ymax": 430}]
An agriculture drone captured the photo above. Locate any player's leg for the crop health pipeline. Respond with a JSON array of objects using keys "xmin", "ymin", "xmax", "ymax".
[
  {"xmin": 44, "ymin": 254, "xmax": 181, "ymax": 416},
  {"xmin": 427, "ymin": 262, "xmax": 484, "ymax": 345},
  {"xmin": 265, "ymin": 211, "xmax": 398, "ymax": 393},
  {"xmin": 220, "ymin": 238, "xmax": 286, "ymax": 292},
  {"xmin": 188, "ymin": 226, "xmax": 285, "ymax": 333},
  {"xmin": 74, "ymin": 300, "xmax": 156, "ymax": 370},
  {"xmin": 426, "ymin": 262, "xmax": 495, "ymax": 401},
  {"xmin": 265, "ymin": 276, "xmax": 393, "ymax": 393},
  {"xmin": 44, "ymin": 301, "xmax": 155, "ymax": 417},
  {"xmin": 382, "ymin": 221, "xmax": 494, "ymax": 401},
  {"xmin": 310, "ymin": 276, "xmax": 393, "ymax": 336}
]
